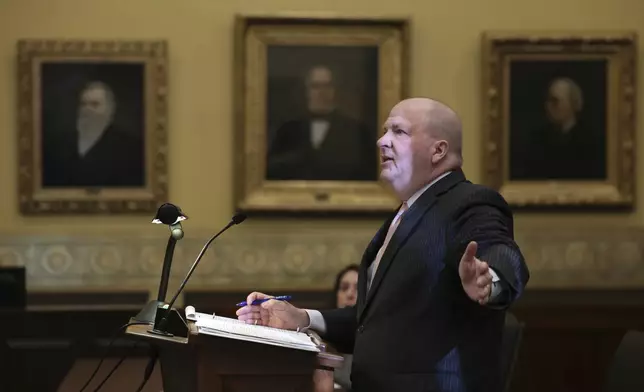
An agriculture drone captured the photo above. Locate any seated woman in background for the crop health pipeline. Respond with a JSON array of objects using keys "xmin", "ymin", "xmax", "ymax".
[{"xmin": 330, "ymin": 264, "xmax": 358, "ymax": 391}]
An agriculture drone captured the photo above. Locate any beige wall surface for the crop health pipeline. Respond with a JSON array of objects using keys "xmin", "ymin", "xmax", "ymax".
[{"xmin": 0, "ymin": 0, "xmax": 643, "ymax": 296}]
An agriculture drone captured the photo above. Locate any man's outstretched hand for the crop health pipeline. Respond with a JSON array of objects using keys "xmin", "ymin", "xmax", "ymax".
[
  {"xmin": 235, "ymin": 291, "xmax": 310, "ymax": 330},
  {"xmin": 458, "ymin": 241, "xmax": 493, "ymax": 305}
]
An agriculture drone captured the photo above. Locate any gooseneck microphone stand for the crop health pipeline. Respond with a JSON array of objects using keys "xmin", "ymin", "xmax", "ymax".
[
  {"xmin": 133, "ymin": 203, "xmax": 188, "ymax": 392},
  {"xmin": 133, "ymin": 226, "xmax": 183, "ymax": 324},
  {"xmin": 148, "ymin": 213, "xmax": 247, "ymax": 338},
  {"xmin": 134, "ymin": 213, "xmax": 247, "ymax": 392},
  {"xmin": 133, "ymin": 203, "xmax": 187, "ymax": 324}
]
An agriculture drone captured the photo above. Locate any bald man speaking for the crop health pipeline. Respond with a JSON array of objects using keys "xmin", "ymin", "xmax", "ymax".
[{"xmin": 237, "ymin": 98, "xmax": 530, "ymax": 392}]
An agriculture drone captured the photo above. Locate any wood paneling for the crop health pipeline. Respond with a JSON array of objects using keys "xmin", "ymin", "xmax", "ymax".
[
  {"xmin": 184, "ymin": 289, "xmax": 644, "ymax": 392},
  {"xmin": 0, "ymin": 292, "xmax": 153, "ymax": 392},
  {"xmin": 1, "ymin": 289, "xmax": 643, "ymax": 392},
  {"xmin": 27, "ymin": 290, "xmax": 149, "ymax": 306},
  {"xmin": 509, "ymin": 289, "xmax": 644, "ymax": 392}
]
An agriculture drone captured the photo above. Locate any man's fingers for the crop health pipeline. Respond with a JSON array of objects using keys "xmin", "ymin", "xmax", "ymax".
[
  {"xmin": 260, "ymin": 308, "xmax": 271, "ymax": 325},
  {"xmin": 476, "ymin": 273, "xmax": 492, "ymax": 288},
  {"xmin": 245, "ymin": 292, "xmax": 259, "ymax": 305},
  {"xmin": 476, "ymin": 260, "xmax": 489, "ymax": 275},
  {"xmin": 238, "ymin": 312, "xmax": 256, "ymax": 322},
  {"xmin": 237, "ymin": 292, "xmax": 272, "ymax": 324},
  {"xmin": 462, "ymin": 241, "xmax": 478, "ymax": 262},
  {"xmin": 246, "ymin": 291, "xmax": 273, "ymax": 306},
  {"xmin": 482, "ymin": 282, "xmax": 492, "ymax": 301},
  {"xmin": 237, "ymin": 301, "xmax": 275, "ymax": 326},
  {"xmin": 242, "ymin": 310, "xmax": 264, "ymax": 325},
  {"xmin": 236, "ymin": 306, "xmax": 254, "ymax": 316}
]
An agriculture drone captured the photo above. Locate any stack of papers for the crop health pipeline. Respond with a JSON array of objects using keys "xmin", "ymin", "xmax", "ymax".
[{"xmin": 185, "ymin": 305, "xmax": 320, "ymax": 352}]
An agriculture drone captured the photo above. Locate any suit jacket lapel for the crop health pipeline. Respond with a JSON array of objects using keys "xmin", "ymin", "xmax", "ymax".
[
  {"xmin": 357, "ymin": 214, "xmax": 394, "ymax": 318},
  {"xmin": 358, "ymin": 170, "xmax": 467, "ymax": 321}
]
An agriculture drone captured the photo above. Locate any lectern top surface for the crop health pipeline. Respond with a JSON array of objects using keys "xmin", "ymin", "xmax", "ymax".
[{"xmin": 125, "ymin": 320, "xmax": 190, "ymax": 345}]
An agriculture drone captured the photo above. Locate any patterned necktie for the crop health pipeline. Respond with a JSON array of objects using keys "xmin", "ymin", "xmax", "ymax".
[{"xmin": 367, "ymin": 202, "xmax": 409, "ymax": 291}]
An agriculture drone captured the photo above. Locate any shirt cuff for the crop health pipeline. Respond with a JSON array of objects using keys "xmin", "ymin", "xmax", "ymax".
[
  {"xmin": 489, "ymin": 267, "xmax": 503, "ymax": 301},
  {"xmin": 304, "ymin": 309, "xmax": 327, "ymax": 334}
]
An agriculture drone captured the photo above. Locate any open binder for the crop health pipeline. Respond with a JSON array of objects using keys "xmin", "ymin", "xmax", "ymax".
[{"xmin": 184, "ymin": 305, "xmax": 321, "ymax": 352}]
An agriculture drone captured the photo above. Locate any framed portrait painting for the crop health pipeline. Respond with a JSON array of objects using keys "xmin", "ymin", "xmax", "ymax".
[
  {"xmin": 481, "ymin": 32, "xmax": 637, "ymax": 208},
  {"xmin": 17, "ymin": 40, "xmax": 169, "ymax": 215},
  {"xmin": 234, "ymin": 16, "xmax": 409, "ymax": 213}
]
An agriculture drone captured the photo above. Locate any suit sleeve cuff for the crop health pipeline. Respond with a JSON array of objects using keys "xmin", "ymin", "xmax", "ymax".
[
  {"xmin": 489, "ymin": 268, "xmax": 500, "ymax": 282},
  {"xmin": 488, "ymin": 267, "xmax": 505, "ymax": 303},
  {"xmin": 304, "ymin": 309, "xmax": 327, "ymax": 334}
]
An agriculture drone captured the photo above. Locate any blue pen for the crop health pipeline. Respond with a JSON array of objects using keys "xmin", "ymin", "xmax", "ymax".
[{"xmin": 236, "ymin": 295, "xmax": 292, "ymax": 307}]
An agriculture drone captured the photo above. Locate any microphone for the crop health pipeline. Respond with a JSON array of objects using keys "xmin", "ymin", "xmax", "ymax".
[
  {"xmin": 152, "ymin": 202, "xmax": 189, "ymax": 225},
  {"xmin": 133, "ymin": 203, "xmax": 188, "ymax": 324},
  {"xmin": 148, "ymin": 213, "xmax": 247, "ymax": 337},
  {"xmin": 153, "ymin": 203, "xmax": 188, "ymax": 240}
]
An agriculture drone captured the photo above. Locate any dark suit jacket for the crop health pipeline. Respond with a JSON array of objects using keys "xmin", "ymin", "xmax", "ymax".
[
  {"xmin": 266, "ymin": 112, "xmax": 377, "ymax": 181},
  {"xmin": 42, "ymin": 124, "xmax": 145, "ymax": 187},
  {"xmin": 319, "ymin": 170, "xmax": 530, "ymax": 392}
]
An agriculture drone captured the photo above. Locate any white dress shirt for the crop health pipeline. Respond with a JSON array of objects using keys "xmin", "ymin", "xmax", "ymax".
[
  {"xmin": 310, "ymin": 120, "xmax": 330, "ymax": 149},
  {"xmin": 303, "ymin": 171, "xmax": 501, "ymax": 334},
  {"xmin": 77, "ymin": 127, "xmax": 106, "ymax": 157}
]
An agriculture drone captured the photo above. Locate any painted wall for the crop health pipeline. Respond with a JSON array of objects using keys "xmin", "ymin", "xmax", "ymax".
[{"xmin": 0, "ymin": 0, "xmax": 643, "ymax": 296}]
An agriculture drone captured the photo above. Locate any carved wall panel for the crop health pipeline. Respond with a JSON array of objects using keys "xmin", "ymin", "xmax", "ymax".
[{"xmin": 1, "ymin": 226, "xmax": 643, "ymax": 296}]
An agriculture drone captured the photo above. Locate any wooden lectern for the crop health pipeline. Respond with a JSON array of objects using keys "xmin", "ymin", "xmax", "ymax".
[{"xmin": 126, "ymin": 320, "xmax": 343, "ymax": 392}]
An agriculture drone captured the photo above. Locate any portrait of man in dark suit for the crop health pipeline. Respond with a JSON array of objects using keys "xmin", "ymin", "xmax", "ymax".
[
  {"xmin": 40, "ymin": 63, "xmax": 146, "ymax": 188},
  {"xmin": 508, "ymin": 59, "xmax": 607, "ymax": 180},
  {"xmin": 265, "ymin": 45, "xmax": 379, "ymax": 182}
]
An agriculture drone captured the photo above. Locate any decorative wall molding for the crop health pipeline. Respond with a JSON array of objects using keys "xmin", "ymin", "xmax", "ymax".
[{"xmin": 1, "ymin": 226, "xmax": 643, "ymax": 293}]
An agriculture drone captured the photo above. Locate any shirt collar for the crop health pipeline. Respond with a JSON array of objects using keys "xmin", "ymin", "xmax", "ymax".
[{"xmin": 405, "ymin": 171, "xmax": 452, "ymax": 207}]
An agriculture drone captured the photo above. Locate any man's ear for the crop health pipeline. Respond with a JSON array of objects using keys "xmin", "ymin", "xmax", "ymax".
[{"xmin": 431, "ymin": 140, "xmax": 449, "ymax": 164}]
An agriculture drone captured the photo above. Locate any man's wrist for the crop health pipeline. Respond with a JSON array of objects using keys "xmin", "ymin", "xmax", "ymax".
[{"xmin": 297, "ymin": 308, "xmax": 311, "ymax": 330}]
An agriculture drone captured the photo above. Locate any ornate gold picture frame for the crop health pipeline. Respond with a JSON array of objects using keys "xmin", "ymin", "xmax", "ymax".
[
  {"xmin": 481, "ymin": 32, "xmax": 637, "ymax": 208},
  {"xmin": 234, "ymin": 16, "xmax": 409, "ymax": 213},
  {"xmin": 17, "ymin": 40, "xmax": 169, "ymax": 215}
]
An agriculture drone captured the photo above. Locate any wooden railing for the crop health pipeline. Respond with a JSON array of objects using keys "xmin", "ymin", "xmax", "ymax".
[{"xmin": 0, "ymin": 289, "xmax": 643, "ymax": 392}]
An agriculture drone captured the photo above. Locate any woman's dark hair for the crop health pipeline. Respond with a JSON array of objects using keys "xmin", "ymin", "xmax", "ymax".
[{"xmin": 332, "ymin": 264, "xmax": 360, "ymax": 307}]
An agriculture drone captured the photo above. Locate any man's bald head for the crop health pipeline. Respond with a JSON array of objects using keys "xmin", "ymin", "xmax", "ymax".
[
  {"xmin": 422, "ymin": 99, "xmax": 463, "ymax": 161},
  {"xmin": 393, "ymin": 97, "xmax": 463, "ymax": 163},
  {"xmin": 378, "ymin": 97, "xmax": 464, "ymax": 200}
]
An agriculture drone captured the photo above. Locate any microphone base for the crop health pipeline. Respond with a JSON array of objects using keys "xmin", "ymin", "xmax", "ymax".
[
  {"xmin": 147, "ymin": 305, "xmax": 189, "ymax": 339},
  {"xmin": 133, "ymin": 300, "xmax": 164, "ymax": 324},
  {"xmin": 148, "ymin": 328, "xmax": 176, "ymax": 338}
]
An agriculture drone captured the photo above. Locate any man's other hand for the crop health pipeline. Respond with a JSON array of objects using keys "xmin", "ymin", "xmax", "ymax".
[
  {"xmin": 235, "ymin": 291, "xmax": 310, "ymax": 330},
  {"xmin": 458, "ymin": 241, "xmax": 493, "ymax": 305}
]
